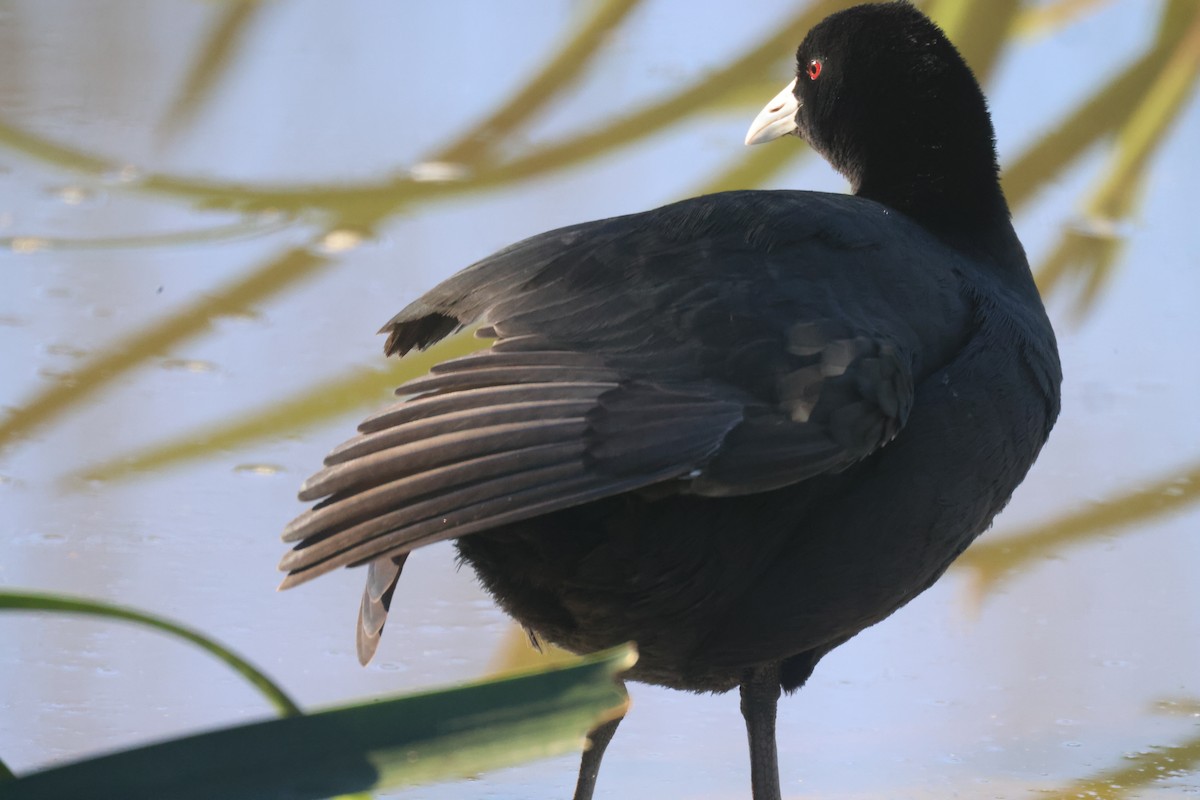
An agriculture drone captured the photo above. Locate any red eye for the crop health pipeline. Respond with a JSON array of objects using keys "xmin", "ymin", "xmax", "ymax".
[{"xmin": 806, "ymin": 59, "xmax": 822, "ymax": 80}]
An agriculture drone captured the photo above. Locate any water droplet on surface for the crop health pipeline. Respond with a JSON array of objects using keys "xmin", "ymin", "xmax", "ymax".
[
  {"xmin": 102, "ymin": 164, "xmax": 144, "ymax": 185},
  {"xmin": 318, "ymin": 229, "xmax": 363, "ymax": 253},
  {"xmin": 234, "ymin": 463, "xmax": 284, "ymax": 476},
  {"xmin": 1068, "ymin": 215, "xmax": 1133, "ymax": 241},
  {"xmin": 10, "ymin": 236, "xmax": 48, "ymax": 253},
  {"xmin": 50, "ymin": 185, "xmax": 98, "ymax": 206},
  {"xmin": 409, "ymin": 161, "xmax": 472, "ymax": 182}
]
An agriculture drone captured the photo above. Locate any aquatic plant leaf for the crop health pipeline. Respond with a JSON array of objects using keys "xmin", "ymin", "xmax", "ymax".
[
  {"xmin": 2, "ymin": 645, "xmax": 634, "ymax": 800},
  {"xmin": 0, "ymin": 591, "xmax": 301, "ymax": 717}
]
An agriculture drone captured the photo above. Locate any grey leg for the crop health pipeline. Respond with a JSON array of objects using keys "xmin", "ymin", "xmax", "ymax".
[
  {"xmin": 572, "ymin": 713, "xmax": 623, "ymax": 800},
  {"xmin": 740, "ymin": 663, "xmax": 783, "ymax": 800}
]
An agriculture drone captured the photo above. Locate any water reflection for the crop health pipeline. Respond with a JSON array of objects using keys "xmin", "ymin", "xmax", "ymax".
[{"xmin": 1, "ymin": 0, "xmax": 1198, "ymax": 797}]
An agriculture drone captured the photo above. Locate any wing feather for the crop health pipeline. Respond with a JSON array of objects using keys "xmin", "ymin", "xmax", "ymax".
[
  {"xmin": 325, "ymin": 398, "xmax": 596, "ymax": 465},
  {"xmin": 284, "ymin": 442, "xmax": 588, "ymax": 543},
  {"xmin": 356, "ymin": 554, "xmax": 407, "ymax": 664},
  {"xmin": 394, "ymin": 365, "xmax": 622, "ymax": 396},
  {"xmin": 360, "ymin": 382, "xmax": 614, "ymax": 433},
  {"xmin": 282, "ymin": 357, "xmax": 748, "ymax": 595},
  {"xmin": 298, "ymin": 418, "xmax": 590, "ymax": 501},
  {"xmin": 281, "ymin": 468, "xmax": 680, "ymax": 589}
]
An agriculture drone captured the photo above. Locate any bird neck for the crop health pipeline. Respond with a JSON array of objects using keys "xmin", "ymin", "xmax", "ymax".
[{"xmin": 853, "ymin": 144, "xmax": 1015, "ymax": 259}]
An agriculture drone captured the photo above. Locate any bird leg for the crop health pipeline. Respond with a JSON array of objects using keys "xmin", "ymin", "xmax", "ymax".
[
  {"xmin": 740, "ymin": 663, "xmax": 783, "ymax": 800},
  {"xmin": 572, "ymin": 711, "xmax": 624, "ymax": 800}
]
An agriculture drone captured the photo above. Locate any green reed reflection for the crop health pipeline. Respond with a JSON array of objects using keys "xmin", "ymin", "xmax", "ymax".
[
  {"xmin": 960, "ymin": 459, "xmax": 1200, "ymax": 595},
  {"xmin": 1039, "ymin": 700, "xmax": 1200, "ymax": 799}
]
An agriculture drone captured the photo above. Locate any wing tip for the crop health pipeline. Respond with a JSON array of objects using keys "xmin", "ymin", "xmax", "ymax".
[
  {"xmin": 356, "ymin": 592, "xmax": 386, "ymax": 665},
  {"xmin": 356, "ymin": 623, "xmax": 381, "ymax": 665},
  {"xmin": 381, "ymin": 311, "xmax": 463, "ymax": 358},
  {"xmin": 281, "ymin": 509, "xmax": 316, "ymax": 542},
  {"xmin": 277, "ymin": 569, "xmax": 309, "ymax": 591},
  {"xmin": 296, "ymin": 471, "xmax": 333, "ymax": 503}
]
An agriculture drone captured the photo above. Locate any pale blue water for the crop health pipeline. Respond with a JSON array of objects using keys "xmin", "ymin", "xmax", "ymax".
[{"xmin": 2, "ymin": 2, "xmax": 1198, "ymax": 798}]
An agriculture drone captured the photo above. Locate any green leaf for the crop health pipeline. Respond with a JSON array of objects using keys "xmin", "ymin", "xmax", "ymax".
[
  {"xmin": 2, "ymin": 645, "xmax": 635, "ymax": 800},
  {"xmin": 0, "ymin": 591, "xmax": 301, "ymax": 718}
]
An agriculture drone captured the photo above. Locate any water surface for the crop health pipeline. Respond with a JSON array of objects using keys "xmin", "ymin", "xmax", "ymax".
[{"xmin": 2, "ymin": 2, "xmax": 1198, "ymax": 797}]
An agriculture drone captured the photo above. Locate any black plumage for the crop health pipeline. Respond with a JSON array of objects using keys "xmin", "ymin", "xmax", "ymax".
[{"xmin": 282, "ymin": 4, "xmax": 1061, "ymax": 798}]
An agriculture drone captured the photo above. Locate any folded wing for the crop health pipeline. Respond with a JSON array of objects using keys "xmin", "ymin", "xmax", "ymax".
[{"xmin": 281, "ymin": 192, "xmax": 949, "ymax": 662}]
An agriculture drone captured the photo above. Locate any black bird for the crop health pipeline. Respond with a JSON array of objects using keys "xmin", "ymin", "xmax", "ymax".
[{"xmin": 280, "ymin": 3, "xmax": 1061, "ymax": 798}]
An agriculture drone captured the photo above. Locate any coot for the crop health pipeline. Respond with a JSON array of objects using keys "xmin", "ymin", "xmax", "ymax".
[{"xmin": 281, "ymin": 3, "xmax": 1061, "ymax": 798}]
